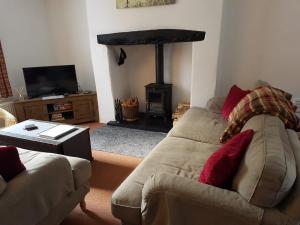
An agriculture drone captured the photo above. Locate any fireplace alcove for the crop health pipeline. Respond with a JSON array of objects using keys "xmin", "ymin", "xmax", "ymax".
[{"xmin": 97, "ymin": 29, "xmax": 206, "ymax": 132}]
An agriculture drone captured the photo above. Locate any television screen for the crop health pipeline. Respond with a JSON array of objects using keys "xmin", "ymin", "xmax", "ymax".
[{"xmin": 23, "ymin": 65, "xmax": 78, "ymax": 98}]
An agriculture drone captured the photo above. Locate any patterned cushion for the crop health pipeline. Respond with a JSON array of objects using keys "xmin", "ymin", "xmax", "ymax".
[{"xmin": 220, "ymin": 86, "xmax": 299, "ymax": 143}]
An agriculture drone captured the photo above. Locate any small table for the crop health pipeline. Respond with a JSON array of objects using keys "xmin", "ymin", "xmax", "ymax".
[{"xmin": 0, "ymin": 120, "xmax": 92, "ymax": 161}]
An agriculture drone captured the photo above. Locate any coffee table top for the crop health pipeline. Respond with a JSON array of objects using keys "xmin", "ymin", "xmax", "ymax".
[{"xmin": 0, "ymin": 120, "xmax": 88, "ymax": 145}]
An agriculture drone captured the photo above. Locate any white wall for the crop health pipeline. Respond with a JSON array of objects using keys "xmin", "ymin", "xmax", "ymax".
[
  {"xmin": 86, "ymin": 0, "xmax": 223, "ymax": 122},
  {"xmin": 45, "ymin": 0, "xmax": 96, "ymax": 91},
  {"xmin": 110, "ymin": 43, "xmax": 192, "ymax": 112},
  {"xmin": 0, "ymin": 0, "xmax": 95, "ymax": 98},
  {"xmin": 0, "ymin": 0, "xmax": 55, "ymax": 96},
  {"xmin": 216, "ymin": 0, "xmax": 300, "ymax": 98}
]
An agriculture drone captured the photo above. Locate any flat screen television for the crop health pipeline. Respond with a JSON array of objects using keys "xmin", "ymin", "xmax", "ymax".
[{"xmin": 23, "ymin": 65, "xmax": 78, "ymax": 98}]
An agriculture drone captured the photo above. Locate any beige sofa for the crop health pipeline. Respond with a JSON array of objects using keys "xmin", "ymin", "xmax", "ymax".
[
  {"xmin": 0, "ymin": 148, "xmax": 91, "ymax": 225},
  {"xmin": 111, "ymin": 98, "xmax": 300, "ymax": 225}
]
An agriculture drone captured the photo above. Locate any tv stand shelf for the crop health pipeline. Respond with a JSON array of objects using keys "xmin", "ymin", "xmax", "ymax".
[{"xmin": 14, "ymin": 93, "xmax": 99, "ymax": 124}]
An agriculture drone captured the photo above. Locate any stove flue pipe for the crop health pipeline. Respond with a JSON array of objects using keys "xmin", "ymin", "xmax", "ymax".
[{"xmin": 155, "ymin": 44, "xmax": 164, "ymax": 85}]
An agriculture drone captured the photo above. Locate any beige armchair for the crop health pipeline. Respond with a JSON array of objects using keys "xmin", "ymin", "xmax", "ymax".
[{"xmin": 0, "ymin": 108, "xmax": 17, "ymax": 128}]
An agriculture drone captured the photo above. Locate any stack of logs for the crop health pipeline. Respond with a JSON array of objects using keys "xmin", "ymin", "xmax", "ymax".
[
  {"xmin": 172, "ymin": 102, "xmax": 190, "ymax": 126},
  {"xmin": 121, "ymin": 97, "xmax": 139, "ymax": 121}
]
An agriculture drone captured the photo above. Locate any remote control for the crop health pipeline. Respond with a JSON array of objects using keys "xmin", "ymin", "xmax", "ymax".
[{"xmin": 24, "ymin": 124, "xmax": 38, "ymax": 131}]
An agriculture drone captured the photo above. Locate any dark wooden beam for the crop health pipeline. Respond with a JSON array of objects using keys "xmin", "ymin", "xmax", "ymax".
[{"xmin": 97, "ymin": 29, "xmax": 206, "ymax": 45}]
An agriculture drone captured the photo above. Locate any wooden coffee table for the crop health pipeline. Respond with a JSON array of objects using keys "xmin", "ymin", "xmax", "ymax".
[{"xmin": 0, "ymin": 120, "xmax": 92, "ymax": 160}]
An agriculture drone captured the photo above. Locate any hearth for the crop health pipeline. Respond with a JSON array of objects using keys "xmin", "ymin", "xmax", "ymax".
[{"xmin": 107, "ymin": 112, "xmax": 172, "ymax": 133}]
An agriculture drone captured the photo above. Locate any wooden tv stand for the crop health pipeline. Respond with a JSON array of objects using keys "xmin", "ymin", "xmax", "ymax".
[{"xmin": 14, "ymin": 93, "xmax": 99, "ymax": 124}]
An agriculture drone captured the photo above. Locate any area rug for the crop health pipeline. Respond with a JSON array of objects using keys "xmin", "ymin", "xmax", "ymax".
[{"xmin": 90, "ymin": 126, "xmax": 166, "ymax": 158}]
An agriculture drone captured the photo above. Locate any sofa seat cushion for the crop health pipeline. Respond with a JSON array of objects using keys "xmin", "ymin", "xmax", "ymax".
[
  {"xmin": 232, "ymin": 115, "xmax": 296, "ymax": 208},
  {"xmin": 66, "ymin": 156, "xmax": 91, "ymax": 189},
  {"xmin": 111, "ymin": 136, "xmax": 220, "ymax": 225},
  {"xmin": 0, "ymin": 149, "xmax": 75, "ymax": 225},
  {"xmin": 168, "ymin": 107, "xmax": 227, "ymax": 144}
]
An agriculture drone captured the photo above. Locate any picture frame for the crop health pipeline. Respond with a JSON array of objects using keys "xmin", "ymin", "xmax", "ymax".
[{"xmin": 117, "ymin": 0, "xmax": 176, "ymax": 9}]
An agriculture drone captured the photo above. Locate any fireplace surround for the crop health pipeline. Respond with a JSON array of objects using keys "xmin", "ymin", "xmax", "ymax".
[{"xmin": 98, "ymin": 29, "xmax": 205, "ymax": 131}]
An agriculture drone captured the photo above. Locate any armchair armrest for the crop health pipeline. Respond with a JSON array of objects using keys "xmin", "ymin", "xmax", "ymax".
[{"xmin": 142, "ymin": 173, "xmax": 264, "ymax": 225}]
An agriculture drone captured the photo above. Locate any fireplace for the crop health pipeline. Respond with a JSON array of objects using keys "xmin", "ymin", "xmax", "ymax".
[{"xmin": 97, "ymin": 29, "xmax": 206, "ymax": 131}]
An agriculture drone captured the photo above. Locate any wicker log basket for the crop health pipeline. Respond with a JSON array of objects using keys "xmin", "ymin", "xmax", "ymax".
[{"xmin": 122, "ymin": 97, "xmax": 139, "ymax": 121}]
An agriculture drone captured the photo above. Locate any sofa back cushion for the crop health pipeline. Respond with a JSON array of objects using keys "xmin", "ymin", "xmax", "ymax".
[
  {"xmin": 232, "ymin": 115, "xmax": 296, "ymax": 208},
  {"xmin": 0, "ymin": 176, "xmax": 6, "ymax": 195}
]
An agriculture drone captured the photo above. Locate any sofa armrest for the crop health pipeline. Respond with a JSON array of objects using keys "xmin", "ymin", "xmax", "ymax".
[
  {"xmin": 142, "ymin": 173, "xmax": 264, "ymax": 225},
  {"xmin": 206, "ymin": 97, "xmax": 225, "ymax": 114}
]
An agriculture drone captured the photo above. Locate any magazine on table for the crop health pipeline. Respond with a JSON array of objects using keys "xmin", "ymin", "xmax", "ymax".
[{"xmin": 39, "ymin": 125, "xmax": 77, "ymax": 139}]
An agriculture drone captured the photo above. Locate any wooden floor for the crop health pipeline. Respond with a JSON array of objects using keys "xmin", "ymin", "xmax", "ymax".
[
  {"xmin": 61, "ymin": 123, "xmax": 142, "ymax": 225},
  {"xmin": 79, "ymin": 122, "xmax": 105, "ymax": 132}
]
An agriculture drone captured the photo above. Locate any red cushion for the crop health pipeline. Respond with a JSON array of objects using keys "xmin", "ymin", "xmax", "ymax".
[
  {"xmin": 199, "ymin": 129, "xmax": 254, "ymax": 188},
  {"xmin": 221, "ymin": 85, "xmax": 251, "ymax": 119},
  {"xmin": 0, "ymin": 146, "xmax": 26, "ymax": 182}
]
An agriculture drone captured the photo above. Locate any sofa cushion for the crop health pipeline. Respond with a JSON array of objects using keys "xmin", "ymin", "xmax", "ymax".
[
  {"xmin": 221, "ymin": 85, "xmax": 250, "ymax": 119},
  {"xmin": 232, "ymin": 115, "xmax": 296, "ymax": 207},
  {"xmin": 199, "ymin": 129, "xmax": 254, "ymax": 188},
  {"xmin": 0, "ymin": 146, "xmax": 26, "ymax": 181},
  {"xmin": 65, "ymin": 156, "xmax": 91, "ymax": 189},
  {"xmin": 111, "ymin": 136, "xmax": 220, "ymax": 225},
  {"xmin": 168, "ymin": 107, "xmax": 227, "ymax": 145},
  {"xmin": 0, "ymin": 176, "xmax": 6, "ymax": 195}
]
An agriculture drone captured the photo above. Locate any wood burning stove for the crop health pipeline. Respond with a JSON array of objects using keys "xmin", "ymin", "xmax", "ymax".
[
  {"xmin": 145, "ymin": 83, "xmax": 172, "ymax": 120},
  {"xmin": 145, "ymin": 43, "xmax": 172, "ymax": 120}
]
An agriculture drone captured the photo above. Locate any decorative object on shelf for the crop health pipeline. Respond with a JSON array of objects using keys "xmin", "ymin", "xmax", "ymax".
[
  {"xmin": 114, "ymin": 99, "xmax": 123, "ymax": 122},
  {"xmin": 51, "ymin": 113, "xmax": 64, "ymax": 122},
  {"xmin": 121, "ymin": 97, "xmax": 139, "ymax": 122},
  {"xmin": 52, "ymin": 102, "xmax": 73, "ymax": 111},
  {"xmin": 172, "ymin": 102, "xmax": 190, "ymax": 125},
  {"xmin": 117, "ymin": 0, "xmax": 175, "ymax": 9},
  {"xmin": 15, "ymin": 87, "xmax": 25, "ymax": 100}
]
